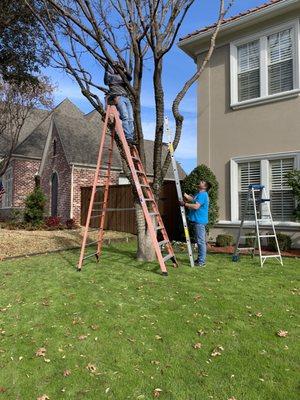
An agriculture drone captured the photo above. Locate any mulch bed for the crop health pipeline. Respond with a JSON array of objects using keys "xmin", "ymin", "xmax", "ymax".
[
  {"xmin": 207, "ymin": 243, "xmax": 300, "ymax": 258},
  {"xmin": 0, "ymin": 228, "xmax": 134, "ymax": 260}
]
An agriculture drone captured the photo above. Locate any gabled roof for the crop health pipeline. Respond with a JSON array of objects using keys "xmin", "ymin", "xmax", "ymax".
[
  {"xmin": 179, "ymin": 0, "xmax": 285, "ymax": 42},
  {"xmin": 14, "ymin": 98, "xmax": 186, "ymax": 180},
  {"xmin": 13, "ymin": 98, "xmax": 83, "ymax": 159},
  {"xmin": 0, "ymin": 106, "xmax": 49, "ymax": 156}
]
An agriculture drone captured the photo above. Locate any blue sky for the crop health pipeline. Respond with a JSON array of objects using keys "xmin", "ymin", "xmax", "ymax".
[{"xmin": 49, "ymin": 0, "xmax": 267, "ymax": 173}]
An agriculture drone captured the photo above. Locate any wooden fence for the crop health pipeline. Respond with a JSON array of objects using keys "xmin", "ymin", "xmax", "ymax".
[{"xmin": 81, "ymin": 182, "xmax": 183, "ymax": 240}]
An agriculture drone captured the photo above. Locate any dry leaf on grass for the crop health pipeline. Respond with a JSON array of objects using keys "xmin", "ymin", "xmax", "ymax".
[
  {"xmin": 228, "ymin": 397, "xmax": 237, "ymax": 400},
  {"xmin": 153, "ymin": 388, "xmax": 162, "ymax": 398},
  {"xmin": 37, "ymin": 395, "xmax": 49, "ymax": 400},
  {"xmin": 35, "ymin": 347, "xmax": 46, "ymax": 357},
  {"xmin": 155, "ymin": 335, "xmax": 162, "ymax": 340},
  {"xmin": 63, "ymin": 369, "xmax": 71, "ymax": 377},
  {"xmin": 86, "ymin": 363, "xmax": 97, "ymax": 373},
  {"xmin": 194, "ymin": 294, "xmax": 202, "ymax": 301},
  {"xmin": 211, "ymin": 345, "xmax": 224, "ymax": 357},
  {"xmin": 255, "ymin": 312, "xmax": 263, "ymax": 318},
  {"xmin": 78, "ymin": 335, "xmax": 88, "ymax": 340},
  {"xmin": 193, "ymin": 342, "xmax": 202, "ymax": 349},
  {"xmin": 197, "ymin": 329, "xmax": 205, "ymax": 336},
  {"xmin": 277, "ymin": 330, "xmax": 288, "ymax": 337},
  {"xmin": 0, "ymin": 387, "xmax": 7, "ymax": 393}
]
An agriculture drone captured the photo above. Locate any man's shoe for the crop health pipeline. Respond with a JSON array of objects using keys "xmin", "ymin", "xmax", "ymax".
[{"xmin": 194, "ymin": 260, "xmax": 206, "ymax": 267}]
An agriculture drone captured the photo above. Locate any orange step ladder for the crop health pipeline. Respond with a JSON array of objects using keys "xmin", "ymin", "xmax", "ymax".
[{"xmin": 77, "ymin": 104, "xmax": 178, "ymax": 276}]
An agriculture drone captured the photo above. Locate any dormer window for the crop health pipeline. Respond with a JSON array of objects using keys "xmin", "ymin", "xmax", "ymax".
[
  {"xmin": 53, "ymin": 139, "xmax": 57, "ymax": 156},
  {"xmin": 230, "ymin": 20, "xmax": 300, "ymax": 108}
]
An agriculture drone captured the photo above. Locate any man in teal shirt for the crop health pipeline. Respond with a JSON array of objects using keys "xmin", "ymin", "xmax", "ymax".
[{"xmin": 181, "ymin": 180, "xmax": 210, "ymax": 267}]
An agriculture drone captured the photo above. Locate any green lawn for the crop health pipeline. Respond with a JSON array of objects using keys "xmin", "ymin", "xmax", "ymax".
[{"xmin": 0, "ymin": 242, "xmax": 299, "ymax": 400}]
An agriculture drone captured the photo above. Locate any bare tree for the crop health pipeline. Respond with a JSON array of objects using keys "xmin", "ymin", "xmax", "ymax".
[
  {"xmin": 0, "ymin": 77, "xmax": 54, "ymax": 176},
  {"xmin": 25, "ymin": 0, "xmax": 232, "ymax": 261}
]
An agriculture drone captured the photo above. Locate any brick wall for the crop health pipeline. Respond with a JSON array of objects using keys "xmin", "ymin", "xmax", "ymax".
[
  {"xmin": 13, "ymin": 159, "xmax": 40, "ymax": 208},
  {"xmin": 72, "ymin": 167, "xmax": 120, "ymax": 223},
  {"xmin": 40, "ymin": 125, "xmax": 72, "ymax": 220}
]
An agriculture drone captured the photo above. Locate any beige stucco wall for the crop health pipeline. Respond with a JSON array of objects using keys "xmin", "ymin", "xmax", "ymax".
[{"xmin": 197, "ymin": 12, "xmax": 300, "ymax": 223}]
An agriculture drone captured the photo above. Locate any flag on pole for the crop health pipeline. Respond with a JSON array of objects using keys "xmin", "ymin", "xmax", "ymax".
[{"xmin": 0, "ymin": 182, "xmax": 5, "ymax": 202}]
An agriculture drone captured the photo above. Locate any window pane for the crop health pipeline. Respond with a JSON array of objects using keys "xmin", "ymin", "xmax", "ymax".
[
  {"xmin": 268, "ymin": 29, "xmax": 294, "ymax": 95},
  {"xmin": 237, "ymin": 40, "xmax": 260, "ymax": 101},
  {"xmin": 270, "ymin": 158, "xmax": 295, "ymax": 221}
]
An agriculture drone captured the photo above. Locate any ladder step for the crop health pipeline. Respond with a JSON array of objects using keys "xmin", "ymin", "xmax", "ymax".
[
  {"xmin": 259, "ymin": 235, "xmax": 276, "ymax": 238},
  {"xmin": 261, "ymin": 255, "xmax": 281, "ymax": 259},
  {"xmin": 145, "ymin": 198, "xmax": 154, "ymax": 202},
  {"xmin": 158, "ymin": 240, "xmax": 168, "ymax": 247},
  {"xmin": 240, "ymin": 235, "xmax": 256, "ymax": 239},
  {"xmin": 155, "ymin": 225, "xmax": 164, "ymax": 231},
  {"xmin": 136, "ymin": 170, "xmax": 145, "ymax": 175},
  {"xmin": 132, "ymin": 156, "xmax": 140, "ymax": 161},
  {"xmin": 149, "ymin": 212, "xmax": 159, "ymax": 217},
  {"xmin": 163, "ymin": 254, "xmax": 174, "ymax": 262},
  {"xmin": 140, "ymin": 184, "xmax": 150, "ymax": 188},
  {"xmin": 238, "ymin": 247, "xmax": 255, "ymax": 250}
]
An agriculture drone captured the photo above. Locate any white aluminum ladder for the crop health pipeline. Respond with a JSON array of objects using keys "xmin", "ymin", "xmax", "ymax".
[
  {"xmin": 165, "ymin": 117, "xmax": 194, "ymax": 267},
  {"xmin": 233, "ymin": 184, "xmax": 283, "ymax": 267}
]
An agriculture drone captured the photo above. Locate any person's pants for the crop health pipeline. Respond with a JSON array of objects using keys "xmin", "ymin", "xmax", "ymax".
[
  {"xmin": 194, "ymin": 223, "xmax": 207, "ymax": 264},
  {"xmin": 116, "ymin": 96, "xmax": 134, "ymax": 141}
]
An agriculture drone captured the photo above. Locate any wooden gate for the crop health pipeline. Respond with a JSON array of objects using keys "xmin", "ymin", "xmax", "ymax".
[{"xmin": 80, "ymin": 182, "xmax": 183, "ymax": 240}]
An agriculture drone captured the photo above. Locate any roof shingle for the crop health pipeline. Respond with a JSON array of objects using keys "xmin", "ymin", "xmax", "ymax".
[{"xmin": 179, "ymin": 0, "xmax": 285, "ymax": 42}]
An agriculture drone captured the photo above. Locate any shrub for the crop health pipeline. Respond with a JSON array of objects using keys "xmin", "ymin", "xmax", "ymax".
[
  {"xmin": 268, "ymin": 233, "xmax": 292, "ymax": 252},
  {"xmin": 286, "ymin": 170, "xmax": 300, "ymax": 222},
  {"xmin": 23, "ymin": 186, "xmax": 46, "ymax": 226},
  {"xmin": 44, "ymin": 216, "xmax": 62, "ymax": 229},
  {"xmin": 216, "ymin": 234, "xmax": 233, "ymax": 247},
  {"xmin": 66, "ymin": 218, "xmax": 77, "ymax": 229},
  {"xmin": 182, "ymin": 164, "xmax": 219, "ymax": 232}
]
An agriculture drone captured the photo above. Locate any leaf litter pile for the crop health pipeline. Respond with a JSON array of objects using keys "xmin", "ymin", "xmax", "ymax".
[{"xmin": 0, "ymin": 242, "xmax": 298, "ymax": 399}]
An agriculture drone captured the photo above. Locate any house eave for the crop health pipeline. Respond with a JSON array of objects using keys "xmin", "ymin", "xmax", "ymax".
[{"xmin": 178, "ymin": 0, "xmax": 300, "ymax": 59}]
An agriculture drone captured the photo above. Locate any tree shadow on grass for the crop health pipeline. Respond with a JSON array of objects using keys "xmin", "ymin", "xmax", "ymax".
[
  {"xmin": 55, "ymin": 244, "xmax": 162, "ymax": 276},
  {"xmin": 103, "ymin": 245, "xmax": 162, "ymax": 276}
]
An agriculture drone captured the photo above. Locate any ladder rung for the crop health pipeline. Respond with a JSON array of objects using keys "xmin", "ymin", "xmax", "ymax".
[
  {"xmin": 149, "ymin": 212, "xmax": 159, "ymax": 217},
  {"xmin": 155, "ymin": 225, "xmax": 164, "ymax": 231},
  {"xmin": 238, "ymin": 247, "xmax": 255, "ymax": 250},
  {"xmin": 136, "ymin": 170, "xmax": 145, "ymax": 175},
  {"xmin": 132, "ymin": 156, "xmax": 140, "ymax": 161},
  {"xmin": 145, "ymin": 198, "xmax": 154, "ymax": 202},
  {"xmin": 158, "ymin": 240, "xmax": 168, "ymax": 247},
  {"xmin": 259, "ymin": 235, "xmax": 276, "ymax": 238},
  {"xmin": 240, "ymin": 235, "xmax": 256, "ymax": 239},
  {"xmin": 261, "ymin": 255, "xmax": 281, "ymax": 259},
  {"xmin": 163, "ymin": 254, "xmax": 174, "ymax": 262},
  {"xmin": 140, "ymin": 184, "xmax": 150, "ymax": 188}
]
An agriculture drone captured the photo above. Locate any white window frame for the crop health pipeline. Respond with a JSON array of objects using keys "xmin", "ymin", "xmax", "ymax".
[
  {"xmin": 230, "ymin": 19, "xmax": 300, "ymax": 109},
  {"xmin": 230, "ymin": 151, "xmax": 300, "ymax": 225}
]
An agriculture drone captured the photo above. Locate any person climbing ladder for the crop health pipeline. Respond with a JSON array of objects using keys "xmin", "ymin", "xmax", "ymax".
[{"xmin": 104, "ymin": 62, "xmax": 136, "ymax": 145}]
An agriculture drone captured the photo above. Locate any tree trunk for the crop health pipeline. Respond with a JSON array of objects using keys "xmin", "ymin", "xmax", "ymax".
[{"xmin": 135, "ymin": 201, "xmax": 156, "ymax": 261}]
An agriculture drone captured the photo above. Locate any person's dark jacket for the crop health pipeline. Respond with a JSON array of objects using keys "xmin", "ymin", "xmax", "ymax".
[{"xmin": 104, "ymin": 65, "xmax": 132, "ymax": 97}]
